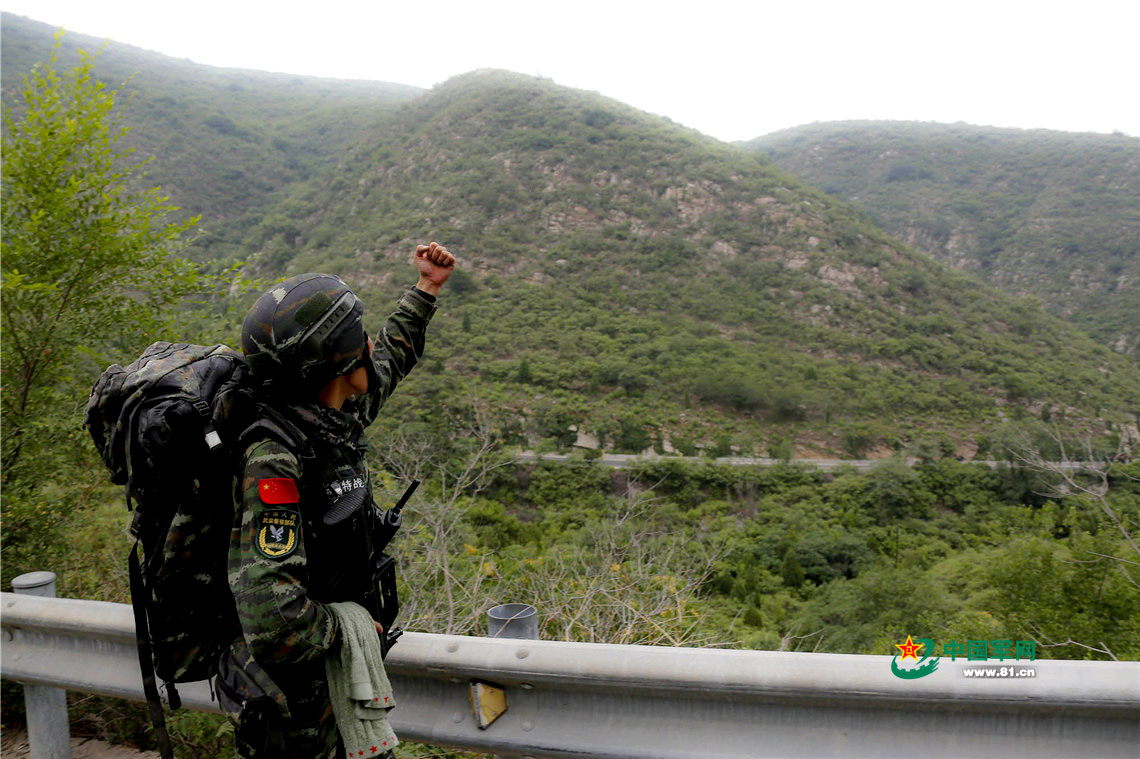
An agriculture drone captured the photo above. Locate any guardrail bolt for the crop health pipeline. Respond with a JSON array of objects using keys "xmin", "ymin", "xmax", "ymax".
[
  {"xmin": 11, "ymin": 571, "xmax": 71, "ymax": 759},
  {"xmin": 486, "ymin": 603, "xmax": 538, "ymax": 640}
]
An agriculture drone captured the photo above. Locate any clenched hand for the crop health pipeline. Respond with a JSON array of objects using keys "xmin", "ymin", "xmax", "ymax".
[{"xmin": 414, "ymin": 242, "xmax": 456, "ymax": 296}]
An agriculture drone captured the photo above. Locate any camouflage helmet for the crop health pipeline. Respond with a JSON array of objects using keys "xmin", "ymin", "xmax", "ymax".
[{"xmin": 241, "ymin": 273, "xmax": 367, "ymax": 393}]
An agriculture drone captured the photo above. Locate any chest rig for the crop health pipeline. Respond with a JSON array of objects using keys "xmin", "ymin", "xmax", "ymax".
[{"xmin": 298, "ymin": 441, "xmax": 378, "ymax": 605}]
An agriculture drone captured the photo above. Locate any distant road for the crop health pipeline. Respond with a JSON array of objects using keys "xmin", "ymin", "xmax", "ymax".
[{"xmin": 515, "ymin": 452, "xmax": 1104, "ymax": 472}]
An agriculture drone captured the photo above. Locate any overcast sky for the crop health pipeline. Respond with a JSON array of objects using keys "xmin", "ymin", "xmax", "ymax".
[{"xmin": 3, "ymin": 0, "xmax": 1137, "ymax": 141}]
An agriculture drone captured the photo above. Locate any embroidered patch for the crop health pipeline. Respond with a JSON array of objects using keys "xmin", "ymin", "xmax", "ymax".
[
  {"xmin": 258, "ymin": 478, "xmax": 300, "ymax": 504},
  {"xmin": 326, "ymin": 474, "xmax": 366, "ymax": 499},
  {"xmin": 255, "ymin": 509, "xmax": 299, "ymax": 559}
]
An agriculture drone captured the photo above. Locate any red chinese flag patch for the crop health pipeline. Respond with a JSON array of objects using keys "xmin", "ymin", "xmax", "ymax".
[{"xmin": 258, "ymin": 478, "xmax": 300, "ymax": 504}]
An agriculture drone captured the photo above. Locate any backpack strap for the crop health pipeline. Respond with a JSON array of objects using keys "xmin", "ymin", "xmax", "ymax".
[
  {"xmin": 190, "ymin": 397, "xmax": 225, "ymax": 452},
  {"xmin": 129, "ymin": 542, "xmax": 175, "ymax": 759}
]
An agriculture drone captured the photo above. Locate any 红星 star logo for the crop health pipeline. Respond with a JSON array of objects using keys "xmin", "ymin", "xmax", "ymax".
[
  {"xmin": 890, "ymin": 635, "xmax": 940, "ymax": 680},
  {"xmin": 895, "ymin": 634, "xmax": 923, "ymax": 661}
]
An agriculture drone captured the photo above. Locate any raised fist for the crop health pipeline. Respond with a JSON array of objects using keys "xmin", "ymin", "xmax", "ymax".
[{"xmin": 414, "ymin": 242, "xmax": 456, "ymax": 295}]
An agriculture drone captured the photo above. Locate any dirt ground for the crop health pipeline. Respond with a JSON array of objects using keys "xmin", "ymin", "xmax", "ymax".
[{"xmin": 1, "ymin": 727, "xmax": 161, "ymax": 758}]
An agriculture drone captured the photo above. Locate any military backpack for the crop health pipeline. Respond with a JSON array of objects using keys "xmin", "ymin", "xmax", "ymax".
[{"xmin": 85, "ymin": 341, "xmax": 266, "ymax": 758}]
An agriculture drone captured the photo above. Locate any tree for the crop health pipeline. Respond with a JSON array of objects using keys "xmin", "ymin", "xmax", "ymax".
[
  {"xmin": 375, "ymin": 399, "xmax": 724, "ymax": 645},
  {"xmin": 1006, "ymin": 426, "xmax": 1140, "ymax": 660},
  {"xmin": 1012, "ymin": 427, "xmax": 1138, "ymax": 576},
  {"xmin": 769, "ymin": 436, "xmax": 794, "ymax": 463},
  {"xmin": 1, "ymin": 36, "xmax": 199, "ymax": 488},
  {"xmin": 376, "ymin": 401, "xmax": 514, "ymax": 634},
  {"xmin": 781, "ymin": 546, "xmax": 805, "ymax": 588}
]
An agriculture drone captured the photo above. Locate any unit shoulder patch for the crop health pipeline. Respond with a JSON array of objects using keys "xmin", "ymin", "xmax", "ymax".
[{"xmin": 255, "ymin": 509, "xmax": 300, "ymax": 559}]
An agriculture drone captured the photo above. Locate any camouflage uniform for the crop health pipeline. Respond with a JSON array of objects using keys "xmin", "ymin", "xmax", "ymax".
[{"xmin": 218, "ymin": 287, "xmax": 436, "ymax": 758}]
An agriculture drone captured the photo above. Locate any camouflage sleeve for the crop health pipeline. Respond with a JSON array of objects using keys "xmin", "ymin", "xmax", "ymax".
[
  {"xmin": 228, "ymin": 440, "xmax": 337, "ymax": 664},
  {"xmin": 361, "ymin": 287, "xmax": 437, "ymax": 424}
]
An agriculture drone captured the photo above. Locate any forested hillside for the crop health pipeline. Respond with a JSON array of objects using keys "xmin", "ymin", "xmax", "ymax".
[
  {"xmin": 238, "ymin": 70, "xmax": 1139, "ymax": 459},
  {"xmin": 741, "ymin": 121, "xmax": 1140, "ymax": 357},
  {"xmin": 1, "ymin": 13, "xmax": 422, "ymax": 260},
  {"xmin": 3, "ymin": 15, "xmax": 1135, "ymax": 458}
]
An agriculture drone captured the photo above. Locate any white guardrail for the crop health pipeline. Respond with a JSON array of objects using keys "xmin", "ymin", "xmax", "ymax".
[{"xmin": 2, "ymin": 592, "xmax": 1139, "ymax": 759}]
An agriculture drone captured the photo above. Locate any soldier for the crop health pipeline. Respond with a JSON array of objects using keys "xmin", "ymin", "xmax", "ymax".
[{"xmin": 217, "ymin": 243, "xmax": 456, "ymax": 758}]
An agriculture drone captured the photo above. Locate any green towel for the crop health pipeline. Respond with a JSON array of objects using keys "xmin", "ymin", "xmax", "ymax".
[{"xmin": 326, "ymin": 602, "xmax": 398, "ymax": 757}]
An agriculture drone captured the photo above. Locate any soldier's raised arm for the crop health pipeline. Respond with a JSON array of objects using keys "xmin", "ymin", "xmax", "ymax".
[{"xmin": 360, "ymin": 242, "xmax": 456, "ymax": 422}]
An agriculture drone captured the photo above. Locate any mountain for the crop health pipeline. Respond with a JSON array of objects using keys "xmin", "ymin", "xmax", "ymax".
[
  {"xmin": 244, "ymin": 71, "xmax": 1139, "ymax": 457},
  {"xmin": 739, "ymin": 121, "xmax": 1140, "ymax": 357},
  {"xmin": 3, "ymin": 16, "xmax": 1137, "ymax": 457},
  {"xmin": 1, "ymin": 13, "xmax": 422, "ymax": 259}
]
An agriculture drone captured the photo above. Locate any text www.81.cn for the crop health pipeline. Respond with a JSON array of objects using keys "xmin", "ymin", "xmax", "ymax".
[{"xmin": 962, "ymin": 666, "xmax": 1037, "ymax": 678}]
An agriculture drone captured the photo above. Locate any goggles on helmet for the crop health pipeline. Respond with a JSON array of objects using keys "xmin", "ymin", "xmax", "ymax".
[{"xmin": 292, "ymin": 290, "xmax": 362, "ymax": 369}]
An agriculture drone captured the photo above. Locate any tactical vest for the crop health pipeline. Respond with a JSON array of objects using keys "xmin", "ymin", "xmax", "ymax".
[
  {"xmin": 297, "ymin": 444, "xmax": 379, "ymax": 607},
  {"xmin": 242, "ymin": 408, "xmax": 379, "ymax": 609}
]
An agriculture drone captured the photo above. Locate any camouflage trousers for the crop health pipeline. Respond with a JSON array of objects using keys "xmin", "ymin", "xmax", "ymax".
[{"xmin": 218, "ymin": 639, "xmax": 341, "ymax": 759}]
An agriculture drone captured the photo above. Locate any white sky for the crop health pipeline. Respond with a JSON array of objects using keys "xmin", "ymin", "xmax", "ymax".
[{"xmin": 3, "ymin": 0, "xmax": 1138, "ymax": 141}]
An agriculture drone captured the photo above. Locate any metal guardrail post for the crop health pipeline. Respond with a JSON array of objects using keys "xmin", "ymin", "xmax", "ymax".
[
  {"xmin": 487, "ymin": 603, "xmax": 538, "ymax": 640},
  {"xmin": 10, "ymin": 572, "xmax": 71, "ymax": 759},
  {"xmin": 484, "ymin": 604, "xmax": 538, "ymax": 758}
]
